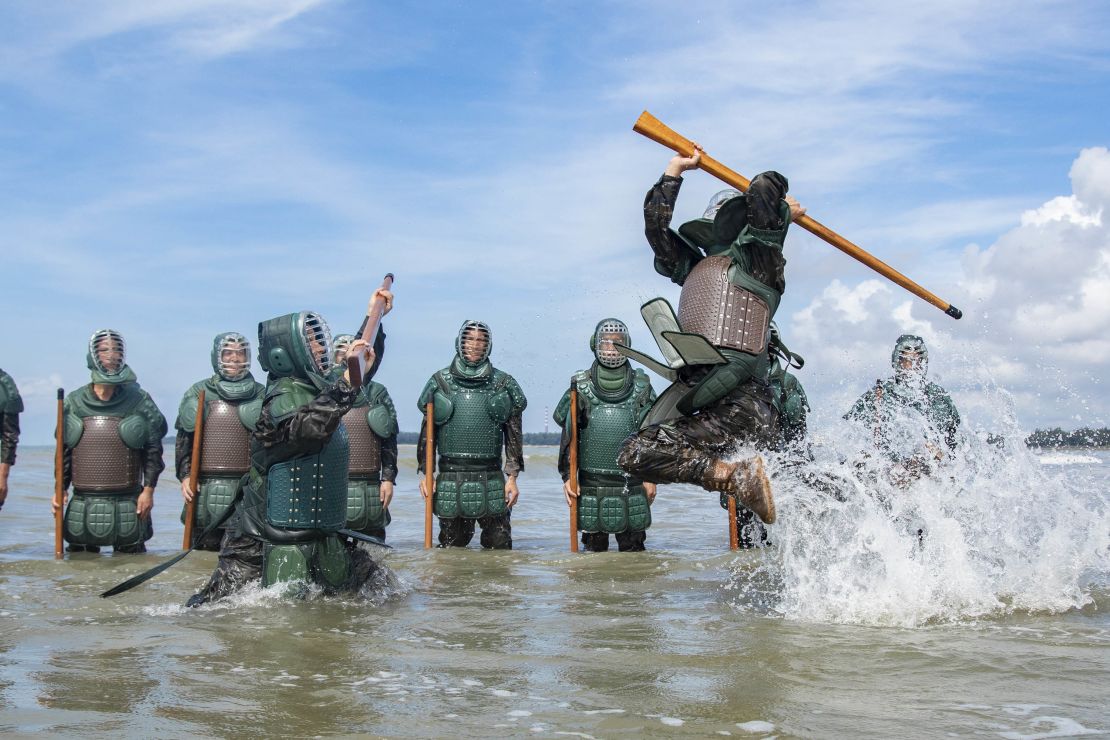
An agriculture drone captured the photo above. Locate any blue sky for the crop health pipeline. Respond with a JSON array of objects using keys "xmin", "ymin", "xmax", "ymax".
[{"xmin": 2, "ymin": 0, "xmax": 1109, "ymax": 444}]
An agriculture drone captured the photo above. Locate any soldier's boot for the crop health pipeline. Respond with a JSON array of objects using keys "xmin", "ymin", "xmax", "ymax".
[
  {"xmin": 702, "ymin": 456, "xmax": 776, "ymax": 524},
  {"xmin": 66, "ymin": 544, "xmax": 102, "ymax": 553}
]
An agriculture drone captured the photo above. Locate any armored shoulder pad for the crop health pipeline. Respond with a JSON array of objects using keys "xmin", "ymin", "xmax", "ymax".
[
  {"xmin": 367, "ymin": 386, "xmax": 399, "ymax": 438},
  {"xmin": 267, "ymin": 377, "xmax": 317, "ymax": 422},
  {"xmin": 238, "ymin": 396, "xmax": 264, "ymax": 430},
  {"xmin": 176, "ymin": 381, "xmax": 205, "ymax": 433},
  {"xmin": 63, "ymin": 406, "xmax": 85, "ymax": 448},
  {"xmin": 0, "ymin": 372, "xmax": 23, "ymax": 414}
]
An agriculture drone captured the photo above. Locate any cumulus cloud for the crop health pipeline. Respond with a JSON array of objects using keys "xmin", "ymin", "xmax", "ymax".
[{"xmin": 785, "ymin": 147, "xmax": 1110, "ymax": 430}]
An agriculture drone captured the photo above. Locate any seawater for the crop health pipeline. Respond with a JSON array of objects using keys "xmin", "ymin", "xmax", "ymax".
[{"xmin": 0, "ymin": 441, "xmax": 1106, "ymax": 738}]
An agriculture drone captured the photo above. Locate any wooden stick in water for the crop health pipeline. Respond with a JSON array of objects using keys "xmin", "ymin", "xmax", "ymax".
[
  {"xmin": 424, "ymin": 402, "xmax": 435, "ymax": 549},
  {"xmin": 53, "ymin": 389, "xmax": 65, "ymax": 559},
  {"xmin": 182, "ymin": 389, "xmax": 205, "ymax": 550},
  {"xmin": 568, "ymin": 383, "xmax": 580, "ymax": 553}
]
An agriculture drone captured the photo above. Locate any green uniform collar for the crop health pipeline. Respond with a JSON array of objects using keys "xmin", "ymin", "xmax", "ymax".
[
  {"xmin": 591, "ymin": 362, "xmax": 633, "ymax": 402},
  {"xmin": 87, "ymin": 361, "xmax": 137, "ymax": 386},
  {"xmin": 206, "ymin": 373, "xmax": 262, "ymax": 401},
  {"xmin": 450, "ymin": 355, "xmax": 493, "ymax": 384}
]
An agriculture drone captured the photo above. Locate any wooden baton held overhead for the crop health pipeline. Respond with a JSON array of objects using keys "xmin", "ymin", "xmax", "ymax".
[
  {"xmin": 182, "ymin": 389, "xmax": 205, "ymax": 549},
  {"xmin": 424, "ymin": 401, "xmax": 435, "ymax": 549},
  {"xmin": 633, "ymin": 111, "xmax": 963, "ymax": 320},
  {"xmin": 568, "ymin": 383, "xmax": 580, "ymax": 553},
  {"xmin": 347, "ymin": 273, "xmax": 395, "ymax": 391},
  {"xmin": 53, "ymin": 389, "xmax": 65, "ymax": 559}
]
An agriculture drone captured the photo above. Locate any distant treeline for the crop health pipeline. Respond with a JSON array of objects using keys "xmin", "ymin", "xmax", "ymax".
[
  {"xmin": 1025, "ymin": 427, "xmax": 1110, "ymax": 448},
  {"xmin": 397, "ymin": 431, "xmax": 561, "ymax": 445}
]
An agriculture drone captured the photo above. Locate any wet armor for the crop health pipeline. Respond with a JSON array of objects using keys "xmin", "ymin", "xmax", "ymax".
[
  {"xmin": 187, "ymin": 312, "xmax": 388, "ymax": 605},
  {"xmin": 62, "ymin": 335, "xmax": 167, "ymax": 551},
  {"xmin": 617, "ymin": 172, "xmax": 793, "ymax": 525},
  {"xmin": 175, "ymin": 332, "xmax": 265, "ymax": 550},
  {"xmin": 417, "ymin": 321, "xmax": 527, "ymax": 549}
]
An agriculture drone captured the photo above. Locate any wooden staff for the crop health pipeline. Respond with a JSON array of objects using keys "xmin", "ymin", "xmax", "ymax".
[
  {"xmin": 182, "ymin": 389, "xmax": 205, "ymax": 549},
  {"xmin": 423, "ymin": 401, "xmax": 435, "ymax": 549},
  {"xmin": 53, "ymin": 389, "xmax": 65, "ymax": 559},
  {"xmin": 727, "ymin": 494, "xmax": 739, "ymax": 551},
  {"xmin": 633, "ymin": 111, "xmax": 963, "ymax": 320},
  {"xmin": 568, "ymin": 383, "xmax": 580, "ymax": 553},
  {"xmin": 347, "ymin": 273, "xmax": 395, "ymax": 391}
]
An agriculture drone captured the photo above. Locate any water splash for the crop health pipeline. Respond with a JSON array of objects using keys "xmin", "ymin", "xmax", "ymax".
[{"xmin": 729, "ymin": 383, "xmax": 1109, "ymax": 627}]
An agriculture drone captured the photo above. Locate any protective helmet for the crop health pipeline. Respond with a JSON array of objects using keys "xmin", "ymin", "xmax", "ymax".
[
  {"xmin": 87, "ymin": 329, "xmax": 126, "ymax": 377},
  {"xmin": 257, "ymin": 311, "xmax": 333, "ymax": 381},
  {"xmin": 589, "ymin": 318, "xmax": 630, "ymax": 368},
  {"xmin": 891, "ymin": 334, "xmax": 928, "ymax": 376},
  {"xmin": 332, "ymin": 334, "xmax": 355, "ymax": 367},
  {"xmin": 703, "ymin": 188, "xmax": 743, "ymax": 219},
  {"xmin": 211, "ymin": 332, "xmax": 252, "ymax": 382},
  {"xmin": 456, "ymin": 320, "xmax": 492, "ymax": 366}
]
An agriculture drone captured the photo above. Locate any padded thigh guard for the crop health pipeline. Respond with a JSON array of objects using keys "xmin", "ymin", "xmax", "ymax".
[
  {"xmin": 64, "ymin": 492, "xmax": 151, "ymax": 548},
  {"xmin": 577, "ymin": 484, "xmax": 651, "ymax": 534},
  {"xmin": 434, "ymin": 470, "xmax": 506, "ymax": 520},
  {"xmin": 346, "ymin": 479, "xmax": 391, "ymax": 532},
  {"xmin": 262, "ymin": 536, "xmax": 351, "ymax": 589},
  {"xmin": 181, "ymin": 476, "xmax": 240, "ymax": 530}
]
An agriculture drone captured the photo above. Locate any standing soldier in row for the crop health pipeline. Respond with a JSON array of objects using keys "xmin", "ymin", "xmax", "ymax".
[
  {"xmin": 618, "ymin": 149, "xmax": 806, "ymax": 527},
  {"xmin": 555, "ymin": 319, "xmax": 657, "ymax": 552},
  {"xmin": 333, "ymin": 335, "xmax": 398, "ymax": 542},
  {"xmin": 417, "ymin": 320, "xmax": 527, "ymax": 549},
  {"xmin": 175, "ymin": 332, "xmax": 265, "ymax": 550},
  {"xmin": 0, "ymin": 368, "xmax": 22, "ymax": 513},
  {"xmin": 54, "ymin": 330, "xmax": 167, "ymax": 553}
]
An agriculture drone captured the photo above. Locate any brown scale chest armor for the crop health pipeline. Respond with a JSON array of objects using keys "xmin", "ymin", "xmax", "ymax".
[
  {"xmin": 199, "ymin": 399, "xmax": 252, "ymax": 476},
  {"xmin": 71, "ymin": 416, "xmax": 141, "ymax": 492},
  {"xmin": 677, "ymin": 255, "xmax": 769, "ymax": 355},
  {"xmin": 342, "ymin": 406, "xmax": 381, "ymax": 478}
]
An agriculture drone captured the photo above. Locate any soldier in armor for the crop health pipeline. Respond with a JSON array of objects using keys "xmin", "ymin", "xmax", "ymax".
[
  {"xmin": 554, "ymin": 319, "xmax": 657, "ymax": 552},
  {"xmin": 617, "ymin": 148, "xmax": 807, "ymax": 527},
  {"xmin": 187, "ymin": 299, "xmax": 391, "ymax": 606},
  {"xmin": 52, "ymin": 330, "xmax": 168, "ymax": 553},
  {"xmin": 175, "ymin": 332, "xmax": 266, "ymax": 550},
  {"xmin": 0, "ymin": 369, "xmax": 23, "ymax": 512},
  {"xmin": 332, "ymin": 335, "xmax": 398, "ymax": 542},
  {"xmin": 417, "ymin": 320, "xmax": 527, "ymax": 549},
  {"xmin": 845, "ymin": 335, "xmax": 961, "ymax": 481}
]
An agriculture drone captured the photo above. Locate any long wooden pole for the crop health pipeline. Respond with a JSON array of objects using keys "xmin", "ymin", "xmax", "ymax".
[
  {"xmin": 727, "ymin": 495, "xmax": 739, "ymax": 551},
  {"xmin": 632, "ymin": 111, "xmax": 963, "ymax": 320},
  {"xmin": 53, "ymin": 389, "xmax": 65, "ymax": 559},
  {"xmin": 347, "ymin": 273, "xmax": 395, "ymax": 391},
  {"xmin": 182, "ymin": 389, "xmax": 205, "ymax": 549},
  {"xmin": 423, "ymin": 402, "xmax": 435, "ymax": 549},
  {"xmin": 568, "ymin": 384, "xmax": 580, "ymax": 553}
]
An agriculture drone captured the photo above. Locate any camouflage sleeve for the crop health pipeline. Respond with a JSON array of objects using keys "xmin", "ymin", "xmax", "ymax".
[
  {"xmin": 645, "ymin": 174, "xmax": 699, "ymax": 285},
  {"xmin": 175, "ymin": 431, "xmax": 193, "ymax": 481},
  {"xmin": 503, "ymin": 410, "xmax": 525, "ymax": 476},
  {"xmin": 367, "ymin": 326, "xmax": 386, "ymax": 382},
  {"xmin": 0, "ymin": 413, "xmax": 18, "ymax": 465},
  {"xmin": 416, "ymin": 375, "xmax": 438, "ymax": 474},
  {"xmin": 941, "ymin": 395, "xmax": 961, "ymax": 450}
]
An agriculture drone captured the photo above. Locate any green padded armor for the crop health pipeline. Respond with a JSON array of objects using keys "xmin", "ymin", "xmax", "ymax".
[
  {"xmin": 434, "ymin": 371, "xmax": 506, "ymax": 461},
  {"xmin": 346, "ymin": 479, "xmax": 391, "ymax": 532},
  {"xmin": 0, "ymin": 371, "xmax": 23, "ymax": 414},
  {"xmin": 63, "ymin": 493, "xmax": 149, "ymax": 548},
  {"xmin": 433, "ymin": 470, "xmax": 506, "ymax": 519},
  {"xmin": 262, "ymin": 536, "xmax": 352, "ymax": 589},
  {"xmin": 266, "ymin": 424, "xmax": 350, "ymax": 531},
  {"xmin": 577, "ymin": 484, "xmax": 651, "ymax": 534},
  {"xmin": 574, "ymin": 370, "xmax": 652, "ymax": 477},
  {"xmin": 180, "ymin": 476, "xmax": 241, "ymax": 530}
]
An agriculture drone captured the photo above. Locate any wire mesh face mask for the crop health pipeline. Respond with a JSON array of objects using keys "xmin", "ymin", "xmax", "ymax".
[
  {"xmin": 892, "ymin": 335, "xmax": 929, "ymax": 381},
  {"xmin": 456, "ymin": 321, "xmax": 492, "ymax": 365},
  {"xmin": 301, "ymin": 312, "xmax": 334, "ymax": 376},
  {"xmin": 593, "ymin": 319, "xmax": 630, "ymax": 368},
  {"xmin": 703, "ymin": 188, "xmax": 742, "ymax": 219},
  {"xmin": 89, "ymin": 329, "xmax": 126, "ymax": 376},
  {"xmin": 215, "ymin": 333, "xmax": 252, "ymax": 382},
  {"xmin": 332, "ymin": 334, "xmax": 355, "ymax": 368}
]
